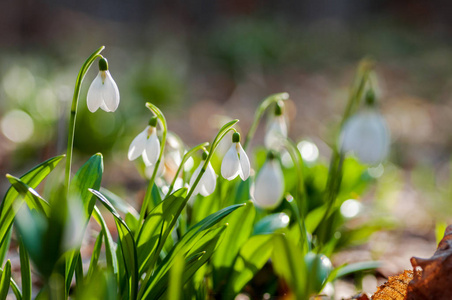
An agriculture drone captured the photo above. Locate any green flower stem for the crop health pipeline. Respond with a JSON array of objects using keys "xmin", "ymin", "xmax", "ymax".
[
  {"xmin": 137, "ymin": 120, "xmax": 238, "ymax": 297},
  {"xmin": 185, "ymin": 121, "xmax": 238, "ymax": 201},
  {"xmin": 139, "ymin": 103, "xmax": 168, "ymax": 225},
  {"xmin": 166, "ymin": 142, "xmax": 210, "ymax": 196},
  {"xmin": 243, "ymin": 92, "xmax": 289, "ymax": 151},
  {"xmin": 64, "ymin": 46, "xmax": 105, "ymax": 192},
  {"xmin": 318, "ymin": 58, "xmax": 373, "ymax": 247},
  {"xmin": 282, "ymin": 138, "xmax": 310, "ymax": 253},
  {"xmin": 339, "ymin": 58, "xmax": 374, "ymax": 129}
]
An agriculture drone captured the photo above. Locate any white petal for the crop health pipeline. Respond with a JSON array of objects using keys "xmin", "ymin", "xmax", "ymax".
[
  {"xmin": 237, "ymin": 143, "xmax": 250, "ymax": 180},
  {"xmin": 86, "ymin": 73, "xmax": 104, "ymax": 113},
  {"xmin": 265, "ymin": 116, "xmax": 288, "ymax": 150},
  {"xmin": 339, "ymin": 110, "xmax": 390, "ymax": 165},
  {"xmin": 221, "ymin": 144, "xmax": 240, "ymax": 180},
  {"xmin": 142, "ymin": 150, "xmax": 152, "ymax": 166},
  {"xmin": 201, "ymin": 163, "xmax": 217, "ymax": 196},
  {"xmin": 100, "ymin": 71, "xmax": 120, "ymax": 112},
  {"xmin": 128, "ymin": 126, "xmax": 149, "ymax": 161},
  {"xmin": 100, "ymin": 101, "xmax": 111, "ymax": 112},
  {"xmin": 189, "ymin": 164, "xmax": 203, "ymax": 188},
  {"xmin": 145, "ymin": 130, "xmax": 160, "ymax": 165},
  {"xmin": 254, "ymin": 160, "xmax": 284, "ymax": 209}
]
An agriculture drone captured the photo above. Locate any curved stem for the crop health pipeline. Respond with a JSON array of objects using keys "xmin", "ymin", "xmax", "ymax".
[
  {"xmin": 65, "ymin": 46, "xmax": 105, "ymax": 192},
  {"xmin": 283, "ymin": 138, "xmax": 310, "ymax": 253},
  {"xmin": 243, "ymin": 92, "xmax": 289, "ymax": 151},
  {"xmin": 185, "ymin": 121, "xmax": 238, "ymax": 201},
  {"xmin": 167, "ymin": 142, "xmax": 209, "ymax": 196},
  {"xmin": 139, "ymin": 103, "xmax": 168, "ymax": 224}
]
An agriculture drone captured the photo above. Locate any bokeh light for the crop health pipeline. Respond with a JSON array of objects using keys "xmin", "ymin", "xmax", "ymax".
[{"xmin": 1, "ymin": 110, "xmax": 34, "ymax": 143}]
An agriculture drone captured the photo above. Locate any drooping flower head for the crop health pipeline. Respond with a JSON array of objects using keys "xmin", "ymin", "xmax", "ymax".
[
  {"xmin": 339, "ymin": 90, "xmax": 390, "ymax": 165},
  {"xmin": 254, "ymin": 151, "xmax": 285, "ymax": 209},
  {"xmin": 87, "ymin": 57, "xmax": 120, "ymax": 113},
  {"xmin": 221, "ymin": 132, "xmax": 250, "ymax": 181},
  {"xmin": 128, "ymin": 116, "xmax": 160, "ymax": 167},
  {"xmin": 189, "ymin": 151, "xmax": 217, "ymax": 197},
  {"xmin": 265, "ymin": 101, "xmax": 288, "ymax": 150}
]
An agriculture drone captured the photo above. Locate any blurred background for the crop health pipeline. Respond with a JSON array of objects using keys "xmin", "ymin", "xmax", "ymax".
[{"xmin": 2, "ymin": 0, "xmax": 452, "ymax": 297}]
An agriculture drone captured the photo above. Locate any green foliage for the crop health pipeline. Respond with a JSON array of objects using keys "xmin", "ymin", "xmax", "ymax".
[{"xmin": 0, "ymin": 50, "xmax": 386, "ymax": 300}]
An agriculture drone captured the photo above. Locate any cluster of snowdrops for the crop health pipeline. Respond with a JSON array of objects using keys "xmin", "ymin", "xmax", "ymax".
[{"xmin": 0, "ymin": 46, "xmax": 389, "ymax": 299}]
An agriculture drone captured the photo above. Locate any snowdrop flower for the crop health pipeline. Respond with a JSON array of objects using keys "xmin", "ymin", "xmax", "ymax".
[
  {"xmin": 87, "ymin": 57, "xmax": 120, "ymax": 113},
  {"xmin": 339, "ymin": 91, "xmax": 390, "ymax": 165},
  {"xmin": 221, "ymin": 132, "xmax": 250, "ymax": 181},
  {"xmin": 128, "ymin": 117, "xmax": 160, "ymax": 166},
  {"xmin": 254, "ymin": 151, "xmax": 285, "ymax": 209},
  {"xmin": 265, "ymin": 101, "xmax": 288, "ymax": 150},
  {"xmin": 189, "ymin": 151, "xmax": 217, "ymax": 197}
]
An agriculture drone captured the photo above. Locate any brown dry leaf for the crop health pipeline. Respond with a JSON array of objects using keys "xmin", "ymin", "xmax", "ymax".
[
  {"xmin": 405, "ymin": 225, "xmax": 452, "ymax": 299},
  {"xmin": 371, "ymin": 270, "xmax": 418, "ymax": 300}
]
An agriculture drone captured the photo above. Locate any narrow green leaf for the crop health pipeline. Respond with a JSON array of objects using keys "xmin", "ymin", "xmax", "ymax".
[
  {"xmin": 0, "ymin": 155, "xmax": 64, "ymax": 248},
  {"xmin": 138, "ymin": 204, "xmax": 246, "ymax": 299},
  {"xmin": 136, "ymin": 188, "xmax": 187, "ymax": 275},
  {"xmin": 92, "ymin": 206, "xmax": 118, "ymax": 274},
  {"xmin": 333, "ymin": 261, "xmax": 381, "ymax": 280},
  {"xmin": 0, "ymin": 266, "xmax": 21, "ymax": 300},
  {"xmin": 224, "ymin": 234, "xmax": 274, "ymax": 299},
  {"xmin": 272, "ymin": 235, "xmax": 307, "ymax": 299},
  {"xmin": 143, "ymin": 225, "xmax": 228, "ymax": 300},
  {"xmin": 65, "ymin": 154, "xmax": 104, "ymax": 294},
  {"xmin": 168, "ymin": 254, "xmax": 185, "ymax": 300},
  {"xmin": 0, "ymin": 260, "xmax": 11, "ymax": 300},
  {"xmin": 19, "ymin": 239, "xmax": 31, "ymax": 300},
  {"xmin": 100, "ymin": 188, "xmax": 139, "ymax": 219},
  {"xmin": 305, "ymin": 204, "xmax": 328, "ymax": 233},
  {"xmin": 252, "ymin": 212, "xmax": 290, "ymax": 235},
  {"xmin": 212, "ymin": 201, "xmax": 255, "ymax": 291},
  {"xmin": 0, "ymin": 229, "xmax": 11, "ymax": 267},
  {"xmin": 6, "ymin": 175, "xmax": 50, "ymax": 217},
  {"xmin": 90, "ymin": 189, "xmax": 138, "ymax": 300},
  {"xmin": 69, "ymin": 153, "xmax": 103, "ymax": 218},
  {"xmin": 87, "ymin": 233, "xmax": 104, "ymax": 280}
]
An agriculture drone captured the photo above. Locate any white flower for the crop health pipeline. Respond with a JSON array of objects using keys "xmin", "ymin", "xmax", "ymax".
[
  {"xmin": 254, "ymin": 155, "xmax": 284, "ymax": 209},
  {"xmin": 189, "ymin": 160, "xmax": 217, "ymax": 197},
  {"xmin": 221, "ymin": 133, "xmax": 250, "ymax": 181},
  {"xmin": 128, "ymin": 120, "xmax": 160, "ymax": 166},
  {"xmin": 265, "ymin": 115, "xmax": 288, "ymax": 150},
  {"xmin": 339, "ymin": 109, "xmax": 390, "ymax": 165},
  {"xmin": 87, "ymin": 58, "xmax": 120, "ymax": 113}
]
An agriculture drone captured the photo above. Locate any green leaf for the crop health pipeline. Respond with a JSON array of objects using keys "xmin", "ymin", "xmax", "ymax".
[
  {"xmin": 168, "ymin": 254, "xmax": 185, "ymax": 300},
  {"xmin": 136, "ymin": 188, "xmax": 187, "ymax": 276},
  {"xmin": 90, "ymin": 189, "xmax": 138, "ymax": 300},
  {"xmin": 0, "ymin": 264, "xmax": 21, "ymax": 300},
  {"xmin": 272, "ymin": 234, "xmax": 308, "ymax": 299},
  {"xmin": 224, "ymin": 234, "xmax": 274, "ymax": 298},
  {"xmin": 0, "ymin": 229, "xmax": 11, "ymax": 267},
  {"xmin": 75, "ymin": 268, "xmax": 118, "ymax": 300},
  {"xmin": 69, "ymin": 153, "xmax": 104, "ymax": 218},
  {"xmin": 138, "ymin": 204, "xmax": 244, "ymax": 300},
  {"xmin": 332, "ymin": 261, "xmax": 381, "ymax": 280},
  {"xmin": 0, "ymin": 155, "xmax": 63, "ymax": 248},
  {"xmin": 87, "ymin": 232, "xmax": 103, "ymax": 280},
  {"xmin": 0, "ymin": 260, "xmax": 11, "ymax": 300},
  {"xmin": 100, "ymin": 188, "xmax": 139, "ymax": 219},
  {"xmin": 19, "ymin": 239, "xmax": 31, "ymax": 300},
  {"xmin": 6, "ymin": 175, "xmax": 50, "ymax": 217},
  {"xmin": 253, "ymin": 212, "xmax": 290, "ymax": 235},
  {"xmin": 305, "ymin": 204, "xmax": 328, "ymax": 233},
  {"xmin": 212, "ymin": 201, "xmax": 255, "ymax": 291},
  {"xmin": 93, "ymin": 206, "xmax": 118, "ymax": 274},
  {"xmin": 143, "ymin": 225, "xmax": 228, "ymax": 300}
]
